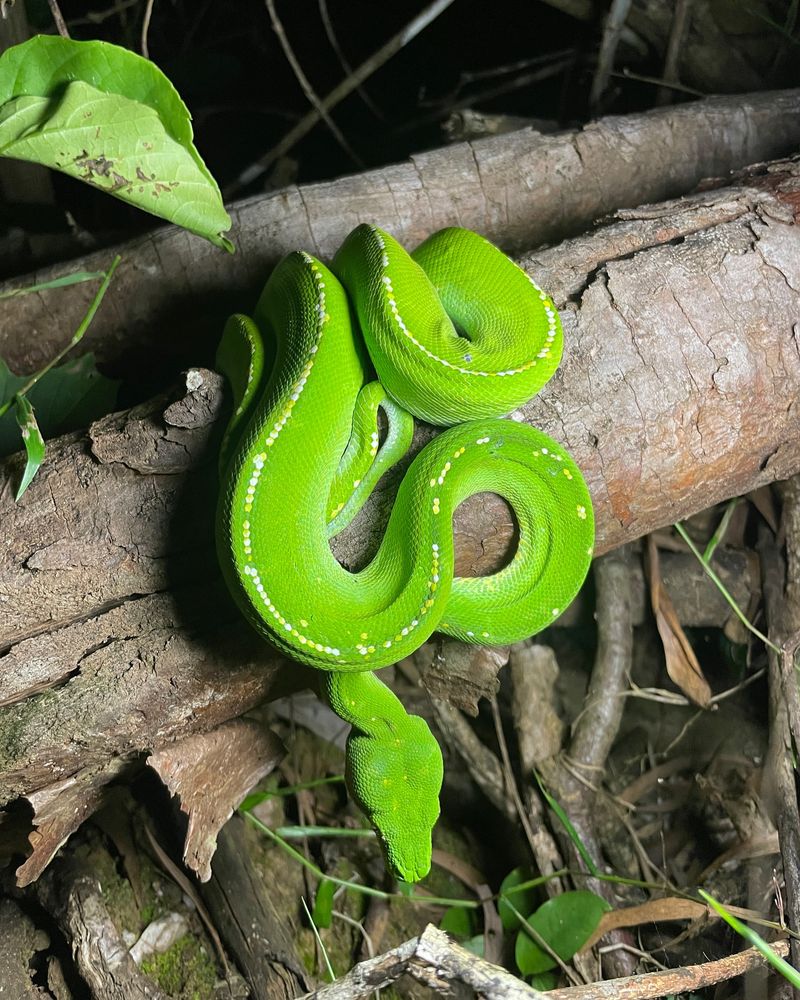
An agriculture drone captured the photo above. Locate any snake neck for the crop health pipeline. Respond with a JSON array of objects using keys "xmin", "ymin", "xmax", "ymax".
[{"xmin": 322, "ymin": 670, "xmax": 443, "ymax": 882}]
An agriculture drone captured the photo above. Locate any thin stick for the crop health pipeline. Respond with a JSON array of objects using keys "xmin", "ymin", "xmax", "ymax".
[
  {"xmin": 140, "ymin": 0, "xmax": 155, "ymax": 59},
  {"xmin": 570, "ymin": 549, "xmax": 633, "ymax": 771},
  {"xmin": 616, "ymin": 67, "xmax": 705, "ymax": 97},
  {"xmin": 759, "ymin": 484, "xmax": 800, "ymax": 971},
  {"xmin": 47, "ymin": 0, "xmax": 69, "ymax": 37},
  {"xmin": 227, "ymin": 0, "xmax": 456, "ymax": 196},
  {"xmin": 657, "ymin": 0, "xmax": 693, "ymax": 106},
  {"xmin": 551, "ymin": 940, "xmax": 791, "ymax": 1000},
  {"xmin": 490, "ymin": 697, "xmax": 545, "ymax": 869},
  {"xmin": 590, "ymin": 0, "xmax": 633, "ymax": 108},
  {"xmin": 265, "ymin": 0, "xmax": 364, "ymax": 171},
  {"xmin": 318, "ymin": 0, "xmax": 384, "ymax": 120}
]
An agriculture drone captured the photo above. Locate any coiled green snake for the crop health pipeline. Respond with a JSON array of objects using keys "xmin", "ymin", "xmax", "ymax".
[{"xmin": 216, "ymin": 225, "xmax": 594, "ymax": 882}]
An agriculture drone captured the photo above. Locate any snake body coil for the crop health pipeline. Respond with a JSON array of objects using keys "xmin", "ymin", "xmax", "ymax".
[{"xmin": 217, "ymin": 225, "xmax": 594, "ymax": 882}]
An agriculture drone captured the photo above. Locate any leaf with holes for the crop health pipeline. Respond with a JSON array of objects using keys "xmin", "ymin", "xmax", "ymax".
[{"xmin": 0, "ymin": 36, "xmax": 231, "ymax": 250}]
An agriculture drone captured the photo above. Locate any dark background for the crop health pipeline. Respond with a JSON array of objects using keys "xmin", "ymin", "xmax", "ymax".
[{"xmin": 5, "ymin": 0, "xmax": 797, "ymax": 274}]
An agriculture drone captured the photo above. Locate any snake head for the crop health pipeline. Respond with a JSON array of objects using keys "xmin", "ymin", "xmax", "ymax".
[{"xmin": 345, "ymin": 714, "xmax": 444, "ymax": 884}]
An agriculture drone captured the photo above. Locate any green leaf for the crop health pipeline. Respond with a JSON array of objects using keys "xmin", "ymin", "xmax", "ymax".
[
  {"xmin": 0, "ymin": 36, "xmax": 232, "ymax": 250},
  {"xmin": 311, "ymin": 878, "xmax": 335, "ymax": 930},
  {"xmin": 439, "ymin": 906, "xmax": 475, "ymax": 939},
  {"xmin": 461, "ymin": 935, "xmax": 485, "ymax": 957},
  {"xmin": 530, "ymin": 970, "xmax": 559, "ymax": 991},
  {"xmin": 14, "ymin": 394, "xmax": 44, "ymax": 499},
  {"xmin": 0, "ymin": 354, "xmax": 119, "ymax": 456},
  {"xmin": 515, "ymin": 891, "xmax": 611, "ymax": 976},
  {"xmin": 498, "ymin": 867, "xmax": 540, "ymax": 931}
]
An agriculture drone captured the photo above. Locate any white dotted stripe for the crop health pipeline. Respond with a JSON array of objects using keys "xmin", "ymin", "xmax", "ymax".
[
  {"xmin": 429, "ymin": 445, "xmax": 466, "ymax": 487},
  {"xmin": 359, "ymin": 543, "xmax": 442, "ymax": 656},
  {"xmin": 371, "ymin": 227, "xmax": 559, "ymax": 377},
  {"xmin": 243, "ymin": 565, "xmax": 342, "ymax": 657},
  {"xmin": 240, "ymin": 254, "xmax": 345, "ymax": 661}
]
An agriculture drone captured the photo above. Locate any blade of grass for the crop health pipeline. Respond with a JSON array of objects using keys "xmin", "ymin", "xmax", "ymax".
[
  {"xmin": 699, "ymin": 889, "xmax": 800, "ymax": 987},
  {"xmin": 0, "ymin": 269, "xmax": 107, "ymax": 300},
  {"xmin": 703, "ymin": 498, "xmax": 739, "ymax": 562},
  {"xmin": 535, "ymin": 772, "xmax": 599, "ymax": 875},
  {"xmin": 242, "ymin": 809, "xmax": 479, "ymax": 908},
  {"xmin": 275, "ymin": 825, "xmax": 375, "ymax": 839},
  {"xmin": 0, "ymin": 256, "xmax": 121, "ymax": 421},
  {"xmin": 240, "ymin": 774, "xmax": 344, "ymax": 808},
  {"xmin": 301, "ymin": 896, "xmax": 336, "ymax": 982},
  {"xmin": 674, "ymin": 521, "xmax": 780, "ymax": 653}
]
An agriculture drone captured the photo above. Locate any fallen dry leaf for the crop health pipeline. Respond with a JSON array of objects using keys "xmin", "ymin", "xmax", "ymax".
[
  {"xmin": 583, "ymin": 896, "xmax": 708, "ymax": 950},
  {"xmin": 646, "ymin": 534, "xmax": 712, "ymax": 707}
]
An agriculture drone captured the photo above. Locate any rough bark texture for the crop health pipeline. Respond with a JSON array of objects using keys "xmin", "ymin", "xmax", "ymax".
[
  {"xmin": 0, "ymin": 897, "xmax": 51, "ymax": 997},
  {"xmin": 147, "ymin": 721, "xmax": 285, "ymax": 882},
  {"xmin": 199, "ymin": 816, "xmax": 312, "ymax": 1000},
  {"xmin": 34, "ymin": 858, "xmax": 169, "ymax": 1000},
  {"xmin": 0, "ymin": 91, "xmax": 798, "ymax": 379},
  {"xmin": 2, "ymin": 159, "xmax": 800, "ymax": 825}
]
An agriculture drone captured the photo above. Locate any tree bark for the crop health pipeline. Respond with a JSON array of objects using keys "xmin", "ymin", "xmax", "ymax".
[
  {"xmin": 0, "ymin": 90, "xmax": 798, "ymax": 378},
  {"xmin": 2, "ymin": 156, "xmax": 800, "ymax": 880}
]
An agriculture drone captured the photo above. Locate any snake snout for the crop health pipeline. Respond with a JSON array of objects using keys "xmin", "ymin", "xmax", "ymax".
[{"xmin": 383, "ymin": 836, "xmax": 433, "ymax": 885}]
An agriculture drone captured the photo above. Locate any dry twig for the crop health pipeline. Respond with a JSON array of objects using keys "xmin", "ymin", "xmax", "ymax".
[
  {"xmin": 590, "ymin": 0, "xmax": 633, "ymax": 107},
  {"xmin": 657, "ymin": 0, "xmax": 694, "ymax": 105},
  {"xmin": 296, "ymin": 922, "xmax": 790, "ymax": 1000},
  {"xmin": 46, "ymin": 0, "xmax": 69, "ymax": 37},
  {"xmin": 140, "ymin": 0, "xmax": 155, "ymax": 59},
  {"xmin": 265, "ymin": 0, "xmax": 364, "ymax": 171},
  {"xmin": 318, "ymin": 0, "xmax": 384, "ymax": 120},
  {"xmin": 227, "ymin": 0, "xmax": 456, "ymax": 195},
  {"xmin": 759, "ymin": 477, "xmax": 800, "ymax": 969},
  {"xmin": 541, "ymin": 547, "xmax": 638, "ymax": 978}
]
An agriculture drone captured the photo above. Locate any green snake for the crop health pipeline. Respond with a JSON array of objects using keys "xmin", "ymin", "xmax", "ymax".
[{"xmin": 216, "ymin": 225, "xmax": 594, "ymax": 882}]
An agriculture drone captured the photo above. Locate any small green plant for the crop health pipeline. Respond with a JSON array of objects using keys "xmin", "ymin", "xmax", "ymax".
[
  {"xmin": 0, "ymin": 31, "xmax": 236, "ymax": 497},
  {"xmin": 0, "ymin": 260, "xmax": 120, "ymax": 497},
  {"xmin": 503, "ymin": 888, "xmax": 610, "ymax": 985},
  {"xmin": 498, "ymin": 867, "xmax": 540, "ymax": 931},
  {"xmin": 437, "ymin": 865, "xmax": 612, "ymax": 985}
]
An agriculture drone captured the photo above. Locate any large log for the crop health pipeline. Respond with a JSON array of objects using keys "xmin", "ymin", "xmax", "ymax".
[
  {"xmin": 1, "ymin": 157, "xmax": 799, "ymax": 864},
  {"xmin": 0, "ymin": 90, "xmax": 798, "ymax": 377}
]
